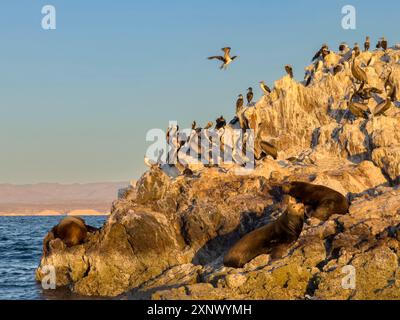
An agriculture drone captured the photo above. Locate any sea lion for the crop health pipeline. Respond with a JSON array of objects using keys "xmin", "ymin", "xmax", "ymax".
[
  {"xmin": 282, "ymin": 181, "xmax": 349, "ymax": 221},
  {"xmin": 43, "ymin": 216, "xmax": 99, "ymax": 256},
  {"xmin": 223, "ymin": 197, "xmax": 305, "ymax": 268}
]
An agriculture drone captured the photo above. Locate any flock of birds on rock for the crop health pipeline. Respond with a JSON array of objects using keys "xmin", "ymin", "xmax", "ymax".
[{"xmin": 205, "ymin": 36, "xmax": 398, "ymax": 131}]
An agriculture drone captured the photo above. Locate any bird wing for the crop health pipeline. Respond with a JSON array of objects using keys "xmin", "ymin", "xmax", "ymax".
[
  {"xmin": 311, "ymin": 49, "xmax": 321, "ymax": 61},
  {"xmin": 208, "ymin": 56, "xmax": 225, "ymax": 61}
]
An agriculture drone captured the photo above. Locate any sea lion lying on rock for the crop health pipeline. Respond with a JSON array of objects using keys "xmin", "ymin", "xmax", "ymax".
[
  {"xmin": 282, "ymin": 181, "xmax": 349, "ymax": 221},
  {"xmin": 43, "ymin": 216, "xmax": 99, "ymax": 256},
  {"xmin": 223, "ymin": 197, "xmax": 305, "ymax": 268}
]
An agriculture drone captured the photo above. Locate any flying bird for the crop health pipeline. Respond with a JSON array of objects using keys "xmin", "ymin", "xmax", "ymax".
[
  {"xmin": 236, "ymin": 94, "xmax": 244, "ymax": 113},
  {"xmin": 246, "ymin": 87, "xmax": 254, "ymax": 105},
  {"xmin": 259, "ymin": 81, "xmax": 271, "ymax": 95},
  {"xmin": 364, "ymin": 36, "xmax": 370, "ymax": 52},
  {"xmin": 285, "ymin": 65, "xmax": 294, "ymax": 78},
  {"xmin": 207, "ymin": 47, "xmax": 238, "ymax": 70}
]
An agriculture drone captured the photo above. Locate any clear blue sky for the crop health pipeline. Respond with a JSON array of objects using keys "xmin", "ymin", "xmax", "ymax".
[{"xmin": 0, "ymin": 0, "xmax": 398, "ymax": 184}]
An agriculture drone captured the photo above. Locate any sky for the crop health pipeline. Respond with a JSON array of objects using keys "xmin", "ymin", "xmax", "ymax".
[{"xmin": 0, "ymin": 0, "xmax": 399, "ymax": 184}]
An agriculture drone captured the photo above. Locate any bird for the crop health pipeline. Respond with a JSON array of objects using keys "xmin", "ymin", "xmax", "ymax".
[
  {"xmin": 204, "ymin": 121, "xmax": 213, "ymax": 130},
  {"xmin": 236, "ymin": 94, "xmax": 244, "ymax": 113},
  {"xmin": 348, "ymin": 100, "xmax": 370, "ymax": 119},
  {"xmin": 364, "ymin": 36, "xmax": 370, "ymax": 51},
  {"xmin": 259, "ymin": 81, "xmax": 271, "ymax": 95},
  {"xmin": 246, "ymin": 87, "xmax": 254, "ymax": 105},
  {"xmin": 215, "ymin": 116, "xmax": 226, "ymax": 130},
  {"xmin": 353, "ymin": 43, "xmax": 361, "ymax": 57},
  {"xmin": 351, "ymin": 51, "xmax": 368, "ymax": 85},
  {"xmin": 312, "ymin": 44, "xmax": 329, "ymax": 61},
  {"xmin": 339, "ymin": 42, "xmax": 349, "ymax": 53},
  {"xmin": 285, "ymin": 65, "xmax": 294, "ymax": 78},
  {"xmin": 207, "ymin": 47, "xmax": 238, "ymax": 70},
  {"xmin": 381, "ymin": 37, "xmax": 388, "ymax": 51},
  {"xmin": 333, "ymin": 64, "xmax": 343, "ymax": 76},
  {"xmin": 373, "ymin": 99, "xmax": 393, "ymax": 117},
  {"xmin": 355, "ymin": 87, "xmax": 383, "ymax": 101},
  {"xmin": 376, "ymin": 38, "xmax": 382, "ymax": 49}
]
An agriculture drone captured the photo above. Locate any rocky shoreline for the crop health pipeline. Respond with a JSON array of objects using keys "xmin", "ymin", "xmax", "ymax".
[{"xmin": 36, "ymin": 47, "xmax": 400, "ymax": 299}]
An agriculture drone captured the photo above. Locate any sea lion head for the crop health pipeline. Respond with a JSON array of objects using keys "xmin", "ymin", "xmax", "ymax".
[{"xmin": 287, "ymin": 202, "xmax": 305, "ymax": 217}]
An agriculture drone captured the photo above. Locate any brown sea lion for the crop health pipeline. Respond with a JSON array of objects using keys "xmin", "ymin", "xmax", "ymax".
[
  {"xmin": 43, "ymin": 216, "xmax": 99, "ymax": 256},
  {"xmin": 282, "ymin": 181, "xmax": 349, "ymax": 221},
  {"xmin": 223, "ymin": 198, "xmax": 305, "ymax": 268}
]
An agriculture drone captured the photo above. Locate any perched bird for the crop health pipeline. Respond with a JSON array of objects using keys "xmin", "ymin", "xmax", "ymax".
[
  {"xmin": 333, "ymin": 64, "xmax": 343, "ymax": 76},
  {"xmin": 353, "ymin": 43, "xmax": 361, "ymax": 57},
  {"xmin": 285, "ymin": 65, "xmax": 294, "ymax": 78},
  {"xmin": 355, "ymin": 87, "xmax": 383, "ymax": 101},
  {"xmin": 381, "ymin": 37, "xmax": 388, "ymax": 51},
  {"xmin": 259, "ymin": 81, "xmax": 271, "ymax": 95},
  {"xmin": 207, "ymin": 47, "xmax": 238, "ymax": 70},
  {"xmin": 376, "ymin": 38, "xmax": 382, "ymax": 49},
  {"xmin": 339, "ymin": 42, "xmax": 349, "ymax": 53},
  {"xmin": 373, "ymin": 99, "xmax": 393, "ymax": 117},
  {"xmin": 236, "ymin": 94, "xmax": 244, "ymax": 113},
  {"xmin": 246, "ymin": 87, "xmax": 254, "ymax": 105},
  {"xmin": 348, "ymin": 92, "xmax": 370, "ymax": 119},
  {"xmin": 215, "ymin": 116, "xmax": 227, "ymax": 130},
  {"xmin": 351, "ymin": 51, "xmax": 368, "ymax": 85},
  {"xmin": 204, "ymin": 121, "xmax": 213, "ymax": 130},
  {"xmin": 312, "ymin": 44, "xmax": 329, "ymax": 61},
  {"xmin": 364, "ymin": 36, "xmax": 370, "ymax": 51}
]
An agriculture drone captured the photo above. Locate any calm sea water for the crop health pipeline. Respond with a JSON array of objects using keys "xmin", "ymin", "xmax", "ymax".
[{"xmin": 0, "ymin": 216, "xmax": 106, "ymax": 300}]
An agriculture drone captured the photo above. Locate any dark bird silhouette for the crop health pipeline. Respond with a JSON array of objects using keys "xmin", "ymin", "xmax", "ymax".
[
  {"xmin": 364, "ymin": 36, "xmax": 370, "ymax": 52},
  {"xmin": 285, "ymin": 65, "xmax": 294, "ymax": 78},
  {"xmin": 207, "ymin": 47, "xmax": 238, "ymax": 70},
  {"xmin": 246, "ymin": 87, "xmax": 254, "ymax": 105}
]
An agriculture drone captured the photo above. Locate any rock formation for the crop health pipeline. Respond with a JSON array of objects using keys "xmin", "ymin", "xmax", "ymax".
[{"xmin": 36, "ymin": 46, "xmax": 400, "ymax": 300}]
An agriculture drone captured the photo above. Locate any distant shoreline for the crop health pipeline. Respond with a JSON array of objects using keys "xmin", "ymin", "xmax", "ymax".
[{"xmin": 0, "ymin": 210, "xmax": 110, "ymax": 217}]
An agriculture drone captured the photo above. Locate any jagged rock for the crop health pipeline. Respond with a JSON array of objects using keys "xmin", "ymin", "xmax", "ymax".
[{"xmin": 36, "ymin": 48, "xmax": 400, "ymax": 299}]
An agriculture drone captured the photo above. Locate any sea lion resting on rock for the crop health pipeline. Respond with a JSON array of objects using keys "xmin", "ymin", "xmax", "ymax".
[
  {"xmin": 43, "ymin": 216, "xmax": 99, "ymax": 256},
  {"xmin": 224, "ymin": 197, "xmax": 305, "ymax": 268},
  {"xmin": 282, "ymin": 181, "xmax": 349, "ymax": 221}
]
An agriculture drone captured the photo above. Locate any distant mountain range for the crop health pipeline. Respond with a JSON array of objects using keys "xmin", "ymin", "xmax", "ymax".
[{"xmin": 0, "ymin": 182, "xmax": 129, "ymax": 215}]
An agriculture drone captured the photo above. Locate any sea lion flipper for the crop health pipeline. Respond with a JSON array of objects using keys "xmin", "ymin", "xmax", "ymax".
[{"xmin": 85, "ymin": 225, "xmax": 99, "ymax": 233}]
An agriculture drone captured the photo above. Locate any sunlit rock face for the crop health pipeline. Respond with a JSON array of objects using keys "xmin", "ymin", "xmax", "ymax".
[{"xmin": 37, "ymin": 48, "xmax": 400, "ymax": 299}]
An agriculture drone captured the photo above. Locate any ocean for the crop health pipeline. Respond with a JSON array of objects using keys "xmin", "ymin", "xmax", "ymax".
[{"xmin": 0, "ymin": 216, "xmax": 106, "ymax": 300}]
